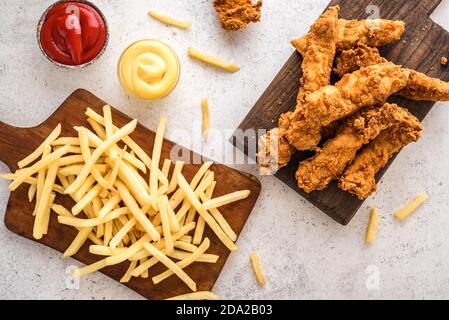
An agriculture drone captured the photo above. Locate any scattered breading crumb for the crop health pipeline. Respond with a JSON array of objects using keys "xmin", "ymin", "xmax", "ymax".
[{"xmin": 441, "ymin": 56, "xmax": 448, "ymax": 66}]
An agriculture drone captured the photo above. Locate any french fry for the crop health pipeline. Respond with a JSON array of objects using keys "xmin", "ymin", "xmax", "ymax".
[
  {"xmin": 42, "ymin": 192, "xmax": 56, "ymax": 235},
  {"xmin": 188, "ymin": 47, "xmax": 240, "ymax": 73},
  {"xmin": 73, "ymin": 175, "xmax": 96, "ymax": 200},
  {"xmin": 176, "ymin": 172, "xmax": 237, "ymax": 251},
  {"xmin": 153, "ymin": 238, "xmax": 210, "ymax": 285},
  {"xmin": 158, "ymin": 197, "xmax": 174, "ymax": 255},
  {"xmin": 174, "ymin": 241, "xmax": 198, "ymax": 253},
  {"xmin": 202, "ymin": 190, "xmax": 251, "ymax": 210},
  {"xmin": 162, "ymin": 195, "xmax": 180, "ymax": 233},
  {"xmin": 85, "ymin": 108, "xmax": 156, "ymax": 174},
  {"xmin": 105, "ymin": 234, "xmax": 151, "ymax": 266},
  {"xmin": 18, "ymin": 124, "xmax": 61, "ymax": 168},
  {"xmin": 58, "ymin": 164, "xmax": 108, "ymax": 177},
  {"xmin": 250, "ymin": 252, "xmax": 266, "ymax": 286},
  {"xmin": 150, "ymin": 117, "xmax": 167, "ymax": 209},
  {"xmin": 365, "ymin": 208, "xmax": 379, "ymax": 244},
  {"xmin": 144, "ymin": 243, "xmax": 197, "ymax": 291},
  {"xmin": 63, "ymin": 227, "xmax": 94, "ymax": 258},
  {"xmin": 110, "ymin": 217, "xmax": 137, "ymax": 249},
  {"xmin": 98, "ymin": 194, "xmax": 122, "ymax": 218},
  {"xmin": 28, "ymin": 184, "xmax": 37, "ymax": 202},
  {"xmin": 192, "ymin": 217, "xmax": 206, "ymax": 245},
  {"xmin": 65, "ymin": 119, "xmax": 137, "ymax": 194},
  {"xmin": 59, "ymin": 155, "xmax": 85, "ymax": 166},
  {"xmin": 166, "ymin": 292, "xmax": 219, "ymax": 300},
  {"xmin": 89, "ymin": 245, "xmax": 127, "ymax": 256},
  {"xmin": 58, "ymin": 207, "xmax": 129, "ymax": 228},
  {"xmin": 169, "ymin": 161, "xmax": 213, "ymax": 209},
  {"xmin": 116, "ymin": 181, "xmax": 160, "ymax": 241},
  {"xmin": 394, "ymin": 192, "xmax": 429, "ymax": 221},
  {"xmin": 199, "ymin": 192, "xmax": 237, "ymax": 242},
  {"xmin": 9, "ymin": 145, "xmax": 72, "ymax": 191},
  {"xmin": 148, "ymin": 11, "xmax": 192, "ymax": 29},
  {"xmin": 104, "ymin": 220, "xmax": 113, "ymax": 245},
  {"xmin": 167, "ymin": 161, "xmax": 184, "ymax": 194},
  {"xmin": 168, "ymin": 250, "xmax": 218, "ymax": 264},
  {"xmin": 33, "ymin": 159, "xmax": 60, "ymax": 240},
  {"xmin": 120, "ymin": 261, "xmax": 138, "ymax": 283},
  {"xmin": 78, "ymin": 128, "xmax": 110, "ymax": 189},
  {"xmin": 201, "ymin": 98, "xmax": 210, "ymax": 139},
  {"xmin": 73, "ymin": 259, "xmax": 107, "ymax": 276}
]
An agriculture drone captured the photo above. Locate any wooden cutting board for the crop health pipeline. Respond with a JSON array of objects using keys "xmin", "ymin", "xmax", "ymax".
[
  {"xmin": 232, "ymin": 0, "xmax": 449, "ymax": 225},
  {"xmin": 0, "ymin": 89, "xmax": 261, "ymax": 300}
]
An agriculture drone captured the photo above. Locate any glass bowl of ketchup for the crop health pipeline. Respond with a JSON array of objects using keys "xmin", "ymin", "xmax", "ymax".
[{"xmin": 37, "ymin": 0, "xmax": 109, "ymax": 69}]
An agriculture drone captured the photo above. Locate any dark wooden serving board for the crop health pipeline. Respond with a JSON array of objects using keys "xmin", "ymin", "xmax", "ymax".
[
  {"xmin": 232, "ymin": 0, "xmax": 449, "ymax": 225},
  {"xmin": 0, "ymin": 89, "xmax": 261, "ymax": 300}
]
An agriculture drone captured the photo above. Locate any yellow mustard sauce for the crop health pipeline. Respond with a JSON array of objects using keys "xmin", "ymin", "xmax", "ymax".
[{"xmin": 118, "ymin": 40, "xmax": 180, "ymax": 100}]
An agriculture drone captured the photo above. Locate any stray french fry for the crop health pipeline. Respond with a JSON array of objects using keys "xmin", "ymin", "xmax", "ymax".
[
  {"xmin": 148, "ymin": 11, "xmax": 192, "ymax": 29},
  {"xmin": 365, "ymin": 208, "xmax": 379, "ymax": 244},
  {"xmin": 188, "ymin": 47, "xmax": 240, "ymax": 73},
  {"xmin": 394, "ymin": 192, "xmax": 429, "ymax": 221},
  {"xmin": 166, "ymin": 292, "xmax": 219, "ymax": 300},
  {"xmin": 201, "ymin": 98, "xmax": 210, "ymax": 139},
  {"xmin": 251, "ymin": 252, "xmax": 266, "ymax": 286}
]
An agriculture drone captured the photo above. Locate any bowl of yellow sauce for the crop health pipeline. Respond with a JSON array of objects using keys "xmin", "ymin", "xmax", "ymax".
[{"xmin": 117, "ymin": 39, "xmax": 180, "ymax": 100}]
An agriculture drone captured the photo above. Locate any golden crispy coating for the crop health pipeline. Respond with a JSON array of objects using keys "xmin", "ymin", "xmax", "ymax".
[
  {"xmin": 339, "ymin": 120, "xmax": 422, "ymax": 199},
  {"xmin": 256, "ymin": 6, "xmax": 339, "ymax": 174},
  {"xmin": 335, "ymin": 45, "xmax": 449, "ymax": 101},
  {"xmin": 334, "ymin": 45, "xmax": 387, "ymax": 77},
  {"xmin": 298, "ymin": 5, "xmax": 340, "ymax": 102},
  {"xmin": 296, "ymin": 103, "xmax": 419, "ymax": 192},
  {"xmin": 257, "ymin": 126, "xmax": 296, "ymax": 175},
  {"xmin": 292, "ymin": 19, "xmax": 405, "ymax": 54},
  {"xmin": 399, "ymin": 71, "xmax": 449, "ymax": 101},
  {"xmin": 287, "ymin": 63, "xmax": 410, "ymax": 151},
  {"xmin": 213, "ymin": 0, "xmax": 262, "ymax": 31}
]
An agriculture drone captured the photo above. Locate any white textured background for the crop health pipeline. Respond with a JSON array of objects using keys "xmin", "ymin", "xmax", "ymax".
[{"xmin": 1, "ymin": 0, "xmax": 449, "ymax": 300}]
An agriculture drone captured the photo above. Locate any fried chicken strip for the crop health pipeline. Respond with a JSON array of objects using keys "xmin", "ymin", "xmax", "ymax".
[
  {"xmin": 286, "ymin": 63, "xmax": 410, "ymax": 151},
  {"xmin": 292, "ymin": 19, "xmax": 405, "ymax": 55},
  {"xmin": 335, "ymin": 45, "xmax": 449, "ymax": 101},
  {"xmin": 339, "ymin": 120, "xmax": 422, "ymax": 199},
  {"xmin": 257, "ymin": 6, "xmax": 339, "ymax": 175},
  {"xmin": 296, "ymin": 103, "xmax": 418, "ymax": 192},
  {"xmin": 213, "ymin": 0, "xmax": 262, "ymax": 31}
]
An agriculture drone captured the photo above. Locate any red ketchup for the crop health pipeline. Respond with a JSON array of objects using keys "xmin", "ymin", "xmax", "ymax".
[{"xmin": 39, "ymin": 1, "xmax": 107, "ymax": 66}]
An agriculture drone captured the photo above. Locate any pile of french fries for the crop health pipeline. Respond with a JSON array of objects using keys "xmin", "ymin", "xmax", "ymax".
[{"xmin": 1, "ymin": 105, "xmax": 250, "ymax": 293}]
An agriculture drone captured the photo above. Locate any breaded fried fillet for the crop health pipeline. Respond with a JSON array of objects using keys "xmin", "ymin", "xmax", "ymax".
[
  {"xmin": 286, "ymin": 63, "xmax": 410, "ymax": 151},
  {"xmin": 335, "ymin": 45, "xmax": 449, "ymax": 101},
  {"xmin": 339, "ymin": 119, "xmax": 422, "ymax": 199},
  {"xmin": 334, "ymin": 45, "xmax": 388, "ymax": 77},
  {"xmin": 213, "ymin": 0, "xmax": 262, "ymax": 31},
  {"xmin": 296, "ymin": 103, "xmax": 419, "ymax": 192},
  {"xmin": 400, "ymin": 72, "xmax": 449, "ymax": 101},
  {"xmin": 257, "ymin": 6, "xmax": 339, "ymax": 175},
  {"xmin": 292, "ymin": 19, "xmax": 405, "ymax": 54}
]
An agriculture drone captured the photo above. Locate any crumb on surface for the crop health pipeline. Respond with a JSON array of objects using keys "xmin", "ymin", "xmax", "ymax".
[{"xmin": 441, "ymin": 56, "xmax": 448, "ymax": 66}]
